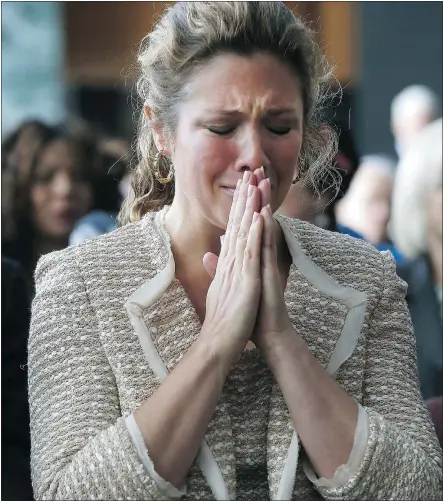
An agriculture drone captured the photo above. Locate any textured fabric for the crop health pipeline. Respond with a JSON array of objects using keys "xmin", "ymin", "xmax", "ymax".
[
  {"xmin": 28, "ymin": 212, "xmax": 443, "ymax": 500},
  {"xmin": 224, "ymin": 349, "xmax": 273, "ymax": 500}
]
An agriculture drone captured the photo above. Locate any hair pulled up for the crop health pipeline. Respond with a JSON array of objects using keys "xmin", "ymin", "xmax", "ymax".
[{"xmin": 119, "ymin": 1, "xmax": 338, "ymax": 225}]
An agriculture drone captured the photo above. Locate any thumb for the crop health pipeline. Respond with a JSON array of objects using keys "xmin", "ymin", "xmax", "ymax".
[{"xmin": 202, "ymin": 252, "xmax": 219, "ymax": 279}]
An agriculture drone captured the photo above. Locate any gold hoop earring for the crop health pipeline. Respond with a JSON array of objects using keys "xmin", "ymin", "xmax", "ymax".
[{"xmin": 154, "ymin": 149, "xmax": 174, "ymax": 184}]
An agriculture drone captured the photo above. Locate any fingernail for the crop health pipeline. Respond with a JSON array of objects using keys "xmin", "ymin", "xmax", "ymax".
[
  {"xmin": 243, "ymin": 171, "xmax": 249, "ymax": 183},
  {"xmin": 253, "ymin": 212, "xmax": 259, "ymax": 222},
  {"xmin": 248, "ymin": 185, "xmax": 254, "ymax": 197},
  {"xmin": 260, "ymin": 166, "xmax": 265, "ymax": 176}
]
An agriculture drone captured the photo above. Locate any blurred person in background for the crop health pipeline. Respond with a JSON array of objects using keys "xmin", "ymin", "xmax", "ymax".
[
  {"xmin": 68, "ymin": 135, "xmax": 131, "ymax": 245},
  {"xmin": 2, "ymin": 120, "xmax": 101, "ymax": 281},
  {"xmin": 2, "ymin": 257, "xmax": 34, "ymax": 501},
  {"xmin": 278, "ymin": 119, "xmax": 360, "ymax": 232},
  {"xmin": 390, "ymin": 117, "xmax": 442, "ymax": 401},
  {"xmin": 334, "ymin": 154, "xmax": 405, "ymax": 262},
  {"xmin": 390, "ymin": 84, "xmax": 440, "ymax": 159},
  {"xmin": 1, "ymin": 121, "xmax": 49, "ymax": 181}
]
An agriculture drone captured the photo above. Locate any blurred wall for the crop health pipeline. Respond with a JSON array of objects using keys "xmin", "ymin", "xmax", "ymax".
[
  {"xmin": 1, "ymin": 2, "xmax": 66, "ymax": 135},
  {"xmin": 357, "ymin": 2, "xmax": 442, "ymax": 157},
  {"xmin": 62, "ymin": 2, "xmax": 356, "ymax": 138},
  {"xmin": 2, "ymin": 2, "xmax": 358, "ymax": 139},
  {"xmin": 64, "ymin": 2, "xmax": 355, "ymax": 85}
]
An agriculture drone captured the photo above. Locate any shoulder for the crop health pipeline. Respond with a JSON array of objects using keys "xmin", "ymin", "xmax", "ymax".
[
  {"xmin": 278, "ymin": 214, "xmax": 385, "ymax": 270},
  {"xmin": 276, "ymin": 214, "xmax": 401, "ymax": 302}
]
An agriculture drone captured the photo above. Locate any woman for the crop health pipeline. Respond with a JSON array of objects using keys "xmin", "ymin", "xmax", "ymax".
[
  {"xmin": 28, "ymin": 3, "xmax": 442, "ymax": 500},
  {"xmin": 390, "ymin": 118, "xmax": 442, "ymax": 401},
  {"xmin": 2, "ymin": 120, "xmax": 100, "ymax": 280},
  {"xmin": 68, "ymin": 136, "xmax": 131, "ymax": 245}
]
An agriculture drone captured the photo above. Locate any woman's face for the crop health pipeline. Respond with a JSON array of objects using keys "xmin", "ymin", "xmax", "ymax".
[
  {"xmin": 162, "ymin": 52, "xmax": 304, "ymax": 230},
  {"xmin": 30, "ymin": 139, "xmax": 93, "ymax": 240}
]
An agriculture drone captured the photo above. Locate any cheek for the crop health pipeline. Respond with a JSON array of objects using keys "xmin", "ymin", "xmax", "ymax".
[
  {"xmin": 30, "ymin": 186, "xmax": 52, "ymax": 231},
  {"xmin": 175, "ymin": 133, "xmax": 232, "ymax": 189},
  {"xmin": 30, "ymin": 186, "xmax": 48, "ymax": 215}
]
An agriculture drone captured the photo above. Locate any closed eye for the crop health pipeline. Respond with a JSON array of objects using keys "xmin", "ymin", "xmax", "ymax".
[
  {"xmin": 268, "ymin": 127, "xmax": 291, "ymax": 135},
  {"xmin": 206, "ymin": 126, "xmax": 235, "ymax": 136}
]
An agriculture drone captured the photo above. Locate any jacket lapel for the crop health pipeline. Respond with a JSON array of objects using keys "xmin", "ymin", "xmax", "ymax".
[
  {"xmin": 125, "ymin": 210, "xmax": 236, "ymax": 500},
  {"xmin": 267, "ymin": 216, "xmax": 368, "ymax": 500}
]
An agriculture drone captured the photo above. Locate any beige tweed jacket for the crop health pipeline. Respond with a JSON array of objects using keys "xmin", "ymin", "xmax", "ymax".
[{"xmin": 28, "ymin": 209, "xmax": 442, "ymax": 500}]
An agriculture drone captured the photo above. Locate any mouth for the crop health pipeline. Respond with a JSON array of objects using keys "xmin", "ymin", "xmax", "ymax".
[
  {"xmin": 221, "ymin": 187, "xmax": 236, "ymax": 197},
  {"xmin": 54, "ymin": 207, "xmax": 79, "ymax": 221},
  {"xmin": 221, "ymin": 178, "xmax": 274, "ymax": 197}
]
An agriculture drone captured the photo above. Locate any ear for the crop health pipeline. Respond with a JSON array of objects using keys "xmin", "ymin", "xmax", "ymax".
[{"xmin": 144, "ymin": 106, "xmax": 171, "ymax": 156}]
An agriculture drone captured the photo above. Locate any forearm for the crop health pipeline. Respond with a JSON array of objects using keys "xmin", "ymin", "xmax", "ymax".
[
  {"xmin": 134, "ymin": 334, "xmax": 231, "ymax": 489},
  {"xmin": 262, "ymin": 329, "xmax": 358, "ymax": 479}
]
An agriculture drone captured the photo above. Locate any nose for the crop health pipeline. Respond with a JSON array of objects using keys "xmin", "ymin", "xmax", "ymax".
[
  {"xmin": 234, "ymin": 127, "xmax": 270, "ymax": 175},
  {"xmin": 52, "ymin": 171, "xmax": 74, "ymax": 198}
]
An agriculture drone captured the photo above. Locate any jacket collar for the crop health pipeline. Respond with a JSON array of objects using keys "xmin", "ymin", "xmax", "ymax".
[{"xmin": 125, "ymin": 208, "xmax": 367, "ymax": 500}]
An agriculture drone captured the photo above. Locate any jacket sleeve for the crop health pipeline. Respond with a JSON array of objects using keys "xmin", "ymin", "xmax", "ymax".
[
  {"xmin": 28, "ymin": 249, "xmax": 174, "ymax": 500},
  {"xmin": 315, "ymin": 251, "xmax": 443, "ymax": 501}
]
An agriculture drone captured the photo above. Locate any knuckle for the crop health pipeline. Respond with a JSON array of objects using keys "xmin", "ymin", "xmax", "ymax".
[{"xmin": 243, "ymin": 247, "xmax": 255, "ymax": 261}]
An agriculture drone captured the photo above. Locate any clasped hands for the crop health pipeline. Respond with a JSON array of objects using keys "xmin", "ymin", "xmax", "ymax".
[{"xmin": 202, "ymin": 168, "xmax": 294, "ymax": 360}]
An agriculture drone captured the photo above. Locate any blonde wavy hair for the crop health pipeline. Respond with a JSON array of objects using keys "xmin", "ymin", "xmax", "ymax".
[{"xmin": 119, "ymin": 1, "xmax": 338, "ymax": 225}]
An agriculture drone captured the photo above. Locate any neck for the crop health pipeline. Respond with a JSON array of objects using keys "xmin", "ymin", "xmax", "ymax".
[
  {"xmin": 427, "ymin": 232, "xmax": 442, "ymax": 288},
  {"xmin": 164, "ymin": 200, "xmax": 224, "ymax": 277}
]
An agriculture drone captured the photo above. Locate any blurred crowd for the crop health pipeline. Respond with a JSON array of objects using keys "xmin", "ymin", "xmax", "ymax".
[{"xmin": 2, "ymin": 83, "xmax": 442, "ymax": 499}]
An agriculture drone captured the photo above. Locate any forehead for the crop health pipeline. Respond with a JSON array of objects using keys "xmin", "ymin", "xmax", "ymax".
[
  {"xmin": 38, "ymin": 139, "xmax": 79, "ymax": 165},
  {"xmin": 184, "ymin": 52, "xmax": 303, "ymax": 114}
]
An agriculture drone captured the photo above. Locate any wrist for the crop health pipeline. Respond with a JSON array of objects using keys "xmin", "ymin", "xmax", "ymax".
[
  {"xmin": 260, "ymin": 327, "xmax": 309, "ymax": 370},
  {"xmin": 197, "ymin": 325, "xmax": 240, "ymax": 381}
]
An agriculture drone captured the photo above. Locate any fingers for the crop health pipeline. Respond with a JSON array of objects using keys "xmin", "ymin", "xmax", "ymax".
[
  {"xmin": 243, "ymin": 211, "xmax": 263, "ymax": 277},
  {"xmin": 219, "ymin": 169, "xmax": 267, "ymax": 278},
  {"xmin": 234, "ymin": 184, "xmax": 261, "ymax": 273},
  {"xmin": 226, "ymin": 171, "xmax": 251, "ymax": 256},
  {"xmin": 220, "ymin": 178, "xmax": 242, "ymax": 261},
  {"xmin": 255, "ymin": 166, "xmax": 265, "ymax": 185},
  {"xmin": 261, "ymin": 205, "xmax": 279, "ymax": 275},
  {"xmin": 258, "ymin": 177, "xmax": 271, "ymax": 209},
  {"xmin": 202, "ymin": 252, "xmax": 218, "ymax": 279},
  {"xmin": 252, "ymin": 166, "xmax": 271, "ymax": 210}
]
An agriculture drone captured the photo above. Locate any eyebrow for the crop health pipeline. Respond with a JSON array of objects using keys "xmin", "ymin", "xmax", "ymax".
[
  {"xmin": 203, "ymin": 107, "xmax": 299, "ymax": 118},
  {"xmin": 266, "ymin": 107, "xmax": 299, "ymax": 117}
]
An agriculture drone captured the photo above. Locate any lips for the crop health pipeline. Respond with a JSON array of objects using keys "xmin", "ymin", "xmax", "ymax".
[
  {"xmin": 221, "ymin": 187, "xmax": 236, "ymax": 196},
  {"xmin": 55, "ymin": 207, "xmax": 79, "ymax": 221}
]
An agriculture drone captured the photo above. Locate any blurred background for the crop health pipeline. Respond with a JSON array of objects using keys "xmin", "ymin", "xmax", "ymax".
[
  {"xmin": 1, "ymin": 1, "xmax": 442, "ymax": 152},
  {"xmin": 1, "ymin": 3, "xmax": 442, "ymax": 500}
]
